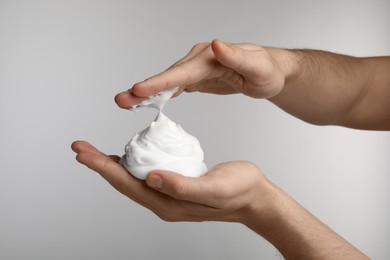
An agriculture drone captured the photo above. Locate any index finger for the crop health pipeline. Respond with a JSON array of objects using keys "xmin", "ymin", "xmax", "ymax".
[{"xmin": 138, "ymin": 46, "xmax": 225, "ymax": 97}]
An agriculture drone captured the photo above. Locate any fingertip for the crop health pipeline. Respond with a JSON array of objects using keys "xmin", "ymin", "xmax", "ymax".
[
  {"xmin": 212, "ymin": 40, "xmax": 236, "ymax": 67},
  {"xmin": 147, "ymin": 170, "xmax": 199, "ymax": 201},
  {"xmin": 146, "ymin": 172, "xmax": 163, "ymax": 190},
  {"xmin": 211, "ymin": 39, "xmax": 229, "ymax": 55},
  {"xmin": 71, "ymin": 141, "xmax": 103, "ymax": 157},
  {"xmin": 115, "ymin": 89, "xmax": 147, "ymax": 109},
  {"xmin": 71, "ymin": 140, "xmax": 88, "ymax": 153},
  {"xmin": 114, "ymin": 91, "xmax": 132, "ymax": 108},
  {"xmin": 211, "ymin": 39, "xmax": 222, "ymax": 48},
  {"xmin": 146, "ymin": 170, "xmax": 179, "ymax": 190},
  {"xmin": 71, "ymin": 141, "xmax": 79, "ymax": 153}
]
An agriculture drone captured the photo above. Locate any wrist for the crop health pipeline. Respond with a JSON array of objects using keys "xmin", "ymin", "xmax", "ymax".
[
  {"xmin": 241, "ymin": 180, "xmax": 290, "ymax": 235},
  {"xmin": 241, "ymin": 180, "xmax": 368, "ymax": 259},
  {"xmin": 267, "ymin": 47, "xmax": 300, "ymax": 79}
]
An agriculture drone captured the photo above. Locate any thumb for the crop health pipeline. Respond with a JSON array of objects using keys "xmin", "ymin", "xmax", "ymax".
[
  {"xmin": 146, "ymin": 170, "xmax": 213, "ymax": 205},
  {"xmin": 211, "ymin": 39, "xmax": 258, "ymax": 77}
]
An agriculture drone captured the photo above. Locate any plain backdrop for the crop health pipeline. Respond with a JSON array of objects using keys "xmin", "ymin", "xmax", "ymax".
[{"xmin": 1, "ymin": 0, "xmax": 389, "ymax": 259}]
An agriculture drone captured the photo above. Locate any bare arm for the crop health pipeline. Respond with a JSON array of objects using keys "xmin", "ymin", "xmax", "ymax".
[
  {"xmin": 244, "ymin": 181, "xmax": 368, "ymax": 259},
  {"xmin": 271, "ymin": 50, "xmax": 390, "ymax": 130}
]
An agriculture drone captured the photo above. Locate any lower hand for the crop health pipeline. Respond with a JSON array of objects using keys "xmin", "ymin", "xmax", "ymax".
[
  {"xmin": 71, "ymin": 141, "xmax": 369, "ymax": 259},
  {"xmin": 71, "ymin": 140, "xmax": 274, "ymax": 223}
]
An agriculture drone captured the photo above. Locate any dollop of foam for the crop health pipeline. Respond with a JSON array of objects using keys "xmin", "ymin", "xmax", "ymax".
[
  {"xmin": 130, "ymin": 87, "xmax": 178, "ymax": 112},
  {"xmin": 120, "ymin": 88, "xmax": 207, "ymax": 180}
]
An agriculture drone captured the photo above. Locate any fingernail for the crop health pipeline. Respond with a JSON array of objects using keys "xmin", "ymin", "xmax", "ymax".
[
  {"xmin": 71, "ymin": 142, "xmax": 80, "ymax": 153},
  {"xmin": 147, "ymin": 174, "xmax": 163, "ymax": 190}
]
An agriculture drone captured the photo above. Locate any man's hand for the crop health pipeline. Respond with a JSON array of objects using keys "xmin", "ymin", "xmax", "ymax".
[
  {"xmin": 71, "ymin": 140, "xmax": 368, "ymax": 259},
  {"xmin": 71, "ymin": 140, "xmax": 273, "ymax": 223},
  {"xmin": 115, "ymin": 40, "xmax": 297, "ymax": 109},
  {"xmin": 116, "ymin": 39, "xmax": 390, "ymax": 129}
]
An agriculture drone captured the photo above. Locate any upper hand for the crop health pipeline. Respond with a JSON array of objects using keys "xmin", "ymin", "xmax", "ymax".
[
  {"xmin": 115, "ymin": 40, "xmax": 291, "ymax": 109},
  {"xmin": 71, "ymin": 140, "xmax": 274, "ymax": 223}
]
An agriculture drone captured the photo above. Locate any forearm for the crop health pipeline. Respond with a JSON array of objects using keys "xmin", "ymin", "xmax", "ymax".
[
  {"xmin": 269, "ymin": 49, "xmax": 390, "ymax": 130},
  {"xmin": 243, "ymin": 183, "xmax": 369, "ymax": 259}
]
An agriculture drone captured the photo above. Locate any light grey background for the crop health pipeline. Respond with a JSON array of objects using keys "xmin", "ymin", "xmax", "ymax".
[{"xmin": 1, "ymin": 0, "xmax": 389, "ymax": 259}]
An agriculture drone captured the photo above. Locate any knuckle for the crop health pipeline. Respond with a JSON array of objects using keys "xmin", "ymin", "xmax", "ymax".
[
  {"xmin": 191, "ymin": 42, "xmax": 210, "ymax": 52},
  {"xmin": 110, "ymin": 179, "xmax": 127, "ymax": 194},
  {"xmin": 170, "ymin": 181, "xmax": 188, "ymax": 199}
]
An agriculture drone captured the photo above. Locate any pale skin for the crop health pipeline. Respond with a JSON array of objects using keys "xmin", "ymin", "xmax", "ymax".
[{"xmin": 72, "ymin": 39, "xmax": 390, "ymax": 259}]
